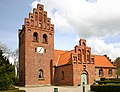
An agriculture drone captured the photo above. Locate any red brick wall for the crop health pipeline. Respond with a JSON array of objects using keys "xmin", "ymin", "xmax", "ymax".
[
  {"xmin": 54, "ymin": 64, "xmax": 73, "ymax": 86},
  {"xmin": 71, "ymin": 39, "xmax": 95, "ymax": 86},
  {"xmin": 95, "ymin": 67, "xmax": 116, "ymax": 80},
  {"xmin": 19, "ymin": 28, "xmax": 25, "ymax": 86},
  {"xmin": 19, "ymin": 4, "xmax": 54, "ymax": 86},
  {"xmin": 72, "ymin": 63, "xmax": 95, "ymax": 86}
]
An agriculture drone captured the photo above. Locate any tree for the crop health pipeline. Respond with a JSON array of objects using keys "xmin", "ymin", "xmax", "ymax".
[
  {"xmin": 114, "ymin": 57, "xmax": 120, "ymax": 69},
  {"xmin": 0, "ymin": 50, "xmax": 15, "ymax": 90},
  {"xmin": 114, "ymin": 57, "xmax": 120, "ymax": 75},
  {"xmin": 11, "ymin": 49, "xmax": 19, "ymax": 77},
  {"xmin": 0, "ymin": 42, "xmax": 11, "ymax": 56},
  {"xmin": 0, "ymin": 42, "xmax": 19, "ymax": 77}
]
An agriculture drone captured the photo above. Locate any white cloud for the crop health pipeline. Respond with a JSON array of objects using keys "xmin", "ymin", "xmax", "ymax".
[
  {"xmin": 87, "ymin": 38, "xmax": 120, "ymax": 61},
  {"xmin": 30, "ymin": 1, "xmax": 40, "ymax": 9},
  {"xmin": 30, "ymin": 0, "xmax": 120, "ymax": 38},
  {"xmin": 30, "ymin": 0, "xmax": 120, "ymax": 60}
]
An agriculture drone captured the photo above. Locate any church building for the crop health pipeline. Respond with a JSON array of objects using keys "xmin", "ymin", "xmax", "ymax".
[{"xmin": 19, "ymin": 4, "xmax": 116, "ymax": 87}]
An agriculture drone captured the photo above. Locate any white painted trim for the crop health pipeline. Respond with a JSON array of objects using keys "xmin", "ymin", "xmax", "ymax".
[{"xmin": 56, "ymin": 55, "xmax": 61, "ymax": 66}]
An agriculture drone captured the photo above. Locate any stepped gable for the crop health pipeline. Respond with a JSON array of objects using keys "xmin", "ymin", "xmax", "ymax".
[{"xmin": 19, "ymin": 4, "xmax": 54, "ymax": 34}]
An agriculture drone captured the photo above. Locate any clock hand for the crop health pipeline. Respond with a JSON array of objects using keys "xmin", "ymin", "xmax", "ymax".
[{"xmin": 39, "ymin": 48, "xmax": 42, "ymax": 52}]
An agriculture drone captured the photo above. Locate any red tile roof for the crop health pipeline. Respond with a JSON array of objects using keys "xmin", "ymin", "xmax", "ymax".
[
  {"xmin": 54, "ymin": 50, "xmax": 115, "ymax": 68},
  {"xmin": 54, "ymin": 50, "xmax": 67, "ymax": 66},
  {"xmin": 54, "ymin": 50, "xmax": 74, "ymax": 66},
  {"xmin": 94, "ymin": 55, "xmax": 115, "ymax": 68},
  {"xmin": 57, "ymin": 50, "xmax": 74, "ymax": 66}
]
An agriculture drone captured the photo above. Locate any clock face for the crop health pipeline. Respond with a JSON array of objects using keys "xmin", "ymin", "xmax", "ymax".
[{"xmin": 37, "ymin": 47, "xmax": 44, "ymax": 54}]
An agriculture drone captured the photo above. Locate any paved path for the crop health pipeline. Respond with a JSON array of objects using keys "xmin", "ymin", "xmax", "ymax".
[{"xmin": 19, "ymin": 85, "xmax": 90, "ymax": 92}]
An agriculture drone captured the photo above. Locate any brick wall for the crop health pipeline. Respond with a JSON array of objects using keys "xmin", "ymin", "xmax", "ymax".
[
  {"xmin": 19, "ymin": 4, "xmax": 54, "ymax": 86},
  {"xmin": 95, "ymin": 67, "xmax": 116, "ymax": 80},
  {"xmin": 19, "ymin": 28, "xmax": 25, "ymax": 86},
  {"xmin": 72, "ymin": 63, "xmax": 95, "ymax": 86},
  {"xmin": 54, "ymin": 64, "xmax": 73, "ymax": 86}
]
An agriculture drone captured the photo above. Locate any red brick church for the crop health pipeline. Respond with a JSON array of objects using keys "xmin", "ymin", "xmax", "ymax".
[{"xmin": 19, "ymin": 4, "xmax": 116, "ymax": 87}]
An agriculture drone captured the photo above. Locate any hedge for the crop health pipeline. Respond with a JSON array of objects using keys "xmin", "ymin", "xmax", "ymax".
[
  {"xmin": 96, "ymin": 80, "xmax": 120, "ymax": 84},
  {"xmin": 96, "ymin": 78, "xmax": 120, "ymax": 84},
  {"xmin": 0, "ymin": 88, "xmax": 25, "ymax": 92},
  {"xmin": 91, "ymin": 84, "xmax": 120, "ymax": 92},
  {"xmin": 0, "ymin": 90, "xmax": 25, "ymax": 92}
]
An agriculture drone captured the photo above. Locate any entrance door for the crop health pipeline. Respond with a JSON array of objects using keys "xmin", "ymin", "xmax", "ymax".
[{"xmin": 81, "ymin": 74, "xmax": 87, "ymax": 85}]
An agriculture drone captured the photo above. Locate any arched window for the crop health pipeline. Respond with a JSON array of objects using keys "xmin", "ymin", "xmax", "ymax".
[
  {"xmin": 39, "ymin": 69, "xmax": 44, "ymax": 79},
  {"xmin": 99, "ymin": 69, "xmax": 103, "ymax": 76},
  {"xmin": 61, "ymin": 71, "xmax": 64, "ymax": 80},
  {"xmin": 73, "ymin": 56, "xmax": 77, "ymax": 62},
  {"xmin": 42, "ymin": 34, "xmax": 48, "ymax": 43},
  {"xmin": 33, "ymin": 32, "xmax": 38, "ymax": 42},
  {"xmin": 108, "ymin": 69, "xmax": 112, "ymax": 76}
]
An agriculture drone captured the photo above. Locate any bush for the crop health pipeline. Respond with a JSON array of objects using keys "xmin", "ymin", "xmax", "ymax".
[
  {"xmin": 0, "ymin": 87, "xmax": 25, "ymax": 92},
  {"xmin": 96, "ymin": 78, "xmax": 120, "ymax": 84},
  {"xmin": 0, "ymin": 50, "xmax": 16, "ymax": 90},
  {"xmin": 13, "ymin": 77, "xmax": 19, "ymax": 86},
  {"xmin": 0, "ymin": 90, "xmax": 25, "ymax": 92},
  {"xmin": 91, "ymin": 84, "xmax": 120, "ymax": 92}
]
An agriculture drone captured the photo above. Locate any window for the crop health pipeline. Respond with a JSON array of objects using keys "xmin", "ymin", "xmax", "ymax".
[
  {"xmin": 39, "ymin": 6, "xmax": 43, "ymax": 11},
  {"xmin": 39, "ymin": 69, "xmax": 44, "ymax": 79},
  {"xmin": 73, "ymin": 56, "xmax": 77, "ymax": 62},
  {"xmin": 43, "ymin": 34, "xmax": 48, "ymax": 43},
  {"xmin": 99, "ymin": 69, "xmax": 103, "ymax": 76},
  {"xmin": 33, "ymin": 32, "xmax": 38, "ymax": 42},
  {"xmin": 61, "ymin": 71, "xmax": 64, "ymax": 80},
  {"xmin": 108, "ymin": 69, "xmax": 112, "ymax": 76}
]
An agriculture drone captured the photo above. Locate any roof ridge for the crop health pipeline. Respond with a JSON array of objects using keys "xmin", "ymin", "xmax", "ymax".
[
  {"xmin": 93, "ymin": 54, "xmax": 104, "ymax": 57},
  {"xmin": 54, "ymin": 49, "xmax": 65, "ymax": 51},
  {"xmin": 60, "ymin": 50, "xmax": 73, "ymax": 55}
]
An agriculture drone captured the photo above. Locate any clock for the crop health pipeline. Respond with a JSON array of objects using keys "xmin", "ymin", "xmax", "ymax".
[{"xmin": 37, "ymin": 47, "xmax": 44, "ymax": 54}]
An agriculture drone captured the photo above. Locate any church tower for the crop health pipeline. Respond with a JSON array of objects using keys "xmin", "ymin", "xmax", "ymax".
[{"xmin": 19, "ymin": 4, "xmax": 54, "ymax": 86}]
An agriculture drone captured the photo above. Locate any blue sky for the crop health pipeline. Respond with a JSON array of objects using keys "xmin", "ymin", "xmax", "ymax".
[
  {"xmin": 0, "ymin": 0, "xmax": 34, "ymax": 50},
  {"xmin": 0, "ymin": 0, "xmax": 120, "ymax": 60},
  {"xmin": 0, "ymin": 0, "xmax": 77, "ymax": 50}
]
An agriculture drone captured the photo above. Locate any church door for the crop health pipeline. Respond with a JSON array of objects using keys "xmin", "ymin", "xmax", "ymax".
[{"xmin": 81, "ymin": 73, "xmax": 87, "ymax": 86}]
